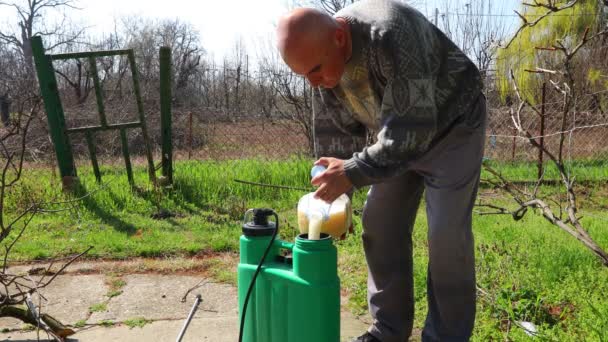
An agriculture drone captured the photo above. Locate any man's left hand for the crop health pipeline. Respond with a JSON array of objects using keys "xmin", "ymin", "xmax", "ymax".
[{"xmin": 311, "ymin": 157, "xmax": 353, "ymax": 203}]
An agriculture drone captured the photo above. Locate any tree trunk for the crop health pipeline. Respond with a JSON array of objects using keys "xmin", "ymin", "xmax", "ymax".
[{"xmin": 0, "ymin": 95, "xmax": 9, "ymax": 126}]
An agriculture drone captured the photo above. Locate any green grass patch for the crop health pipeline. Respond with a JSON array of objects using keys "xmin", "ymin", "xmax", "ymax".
[
  {"xmin": 3, "ymin": 157, "xmax": 608, "ymax": 340},
  {"xmin": 99, "ymin": 320, "xmax": 115, "ymax": 327},
  {"xmin": 21, "ymin": 324, "xmax": 35, "ymax": 331},
  {"xmin": 123, "ymin": 317, "xmax": 152, "ymax": 329},
  {"xmin": 105, "ymin": 275, "xmax": 127, "ymax": 298},
  {"xmin": 106, "ymin": 289, "xmax": 123, "ymax": 298},
  {"xmin": 73, "ymin": 319, "xmax": 87, "ymax": 328},
  {"xmin": 88, "ymin": 302, "xmax": 107, "ymax": 313}
]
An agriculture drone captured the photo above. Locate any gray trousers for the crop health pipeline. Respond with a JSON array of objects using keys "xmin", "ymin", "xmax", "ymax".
[{"xmin": 362, "ymin": 96, "xmax": 486, "ymax": 342}]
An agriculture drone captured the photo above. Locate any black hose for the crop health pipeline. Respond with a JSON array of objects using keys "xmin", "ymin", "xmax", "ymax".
[{"xmin": 238, "ymin": 212, "xmax": 279, "ymax": 342}]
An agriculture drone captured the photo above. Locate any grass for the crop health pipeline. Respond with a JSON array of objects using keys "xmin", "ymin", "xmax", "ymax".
[
  {"xmin": 3, "ymin": 157, "xmax": 608, "ymax": 340},
  {"xmin": 123, "ymin": 317, "xmax": 152, "ymax": 329},
  {"xmin": 88, "ymin": 303, "xmax": 107, "ymax": 313},
  {"xmin": 73, "ymin": 319, "xmax": 87, "ymax": 328},
  {"xmin": 105, "ymin": 275, "xmax": 127, "ymax": 298},
  {"xmin": 99, "ymin": 320, "xmax": 115, "ymax": 327}
]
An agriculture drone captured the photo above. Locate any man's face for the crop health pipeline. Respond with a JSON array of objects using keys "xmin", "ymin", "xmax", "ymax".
[
  {"xmin": 299, "ymin": 45, "xmax": 344, "ymax": 89},
  {"xmin": 285, "ymin": 33, "xmax": 346, "ymax": 89}
]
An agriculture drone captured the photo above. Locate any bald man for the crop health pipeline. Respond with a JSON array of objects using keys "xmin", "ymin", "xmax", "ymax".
[{"xmin": 277, "ymin": 1, "xmax": 486, "ymax": 342}]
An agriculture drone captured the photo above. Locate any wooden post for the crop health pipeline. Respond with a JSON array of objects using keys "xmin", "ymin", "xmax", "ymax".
[
  {"xmin": 160, "ymin": 46, "xmax": 173, "ymax": 184},
  {"xmin": 0, "ymin": 94, "xmax": 9, "ymax": 126},
  {"xmin": 188, "ymin": 111, "xmax": 193, "ymax": 160},
  {"xmin": 538, "ymin": 82, "xmax": 546, "ymax": 179}
]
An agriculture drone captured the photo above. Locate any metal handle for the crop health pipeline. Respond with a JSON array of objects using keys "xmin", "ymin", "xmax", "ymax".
[{"xmin": 176, "ymin": 294, "xmax": 202, "ymax": 342}]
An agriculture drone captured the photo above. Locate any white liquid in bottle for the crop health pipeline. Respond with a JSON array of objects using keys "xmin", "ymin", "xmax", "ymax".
[{"xmin": 307, "ymin": 213, "xmax": 323, "ymax": 240}]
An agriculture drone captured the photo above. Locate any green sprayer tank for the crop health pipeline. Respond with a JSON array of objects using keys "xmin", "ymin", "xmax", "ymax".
[{"xmin": 237, "ymin": 208, "xmax": 340, "ymax": 342}]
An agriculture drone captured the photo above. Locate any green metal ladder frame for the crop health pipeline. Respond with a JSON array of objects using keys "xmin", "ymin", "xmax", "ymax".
[{"xmin": 31, "ymin": 36, "xmax": 173, "ymax": 187}]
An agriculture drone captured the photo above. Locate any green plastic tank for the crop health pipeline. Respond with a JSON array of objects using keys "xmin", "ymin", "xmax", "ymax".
[{"xmin": 238, "ymin": 208, "xmax": 340, "ymax": 342}]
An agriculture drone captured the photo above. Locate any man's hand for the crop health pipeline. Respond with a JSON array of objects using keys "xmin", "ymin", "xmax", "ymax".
[{"xmin": 311, "ymin": 157, "xmax": 353, "ymax": 203}]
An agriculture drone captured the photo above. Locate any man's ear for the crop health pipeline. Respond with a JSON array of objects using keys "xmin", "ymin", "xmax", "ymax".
[{"xmin": 334, "ymin": 27, "xmax": 346, "ymax": 48}]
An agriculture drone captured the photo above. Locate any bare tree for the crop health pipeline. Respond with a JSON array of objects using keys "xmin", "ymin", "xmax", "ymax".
[
  {"xmin": 0, "ymin": 0, "xmax": 84, "ymax": 76},
  {"xmin": 0, "ymin": 90, "xmax": 93, "ymax": 340},
  {"xmin": 257, "ymin": 37, "xmax": 314, "ymax": 153},
  {"xmin": 306, "ymin": 0, "xmax": 358, "ymax": 14},
  {"xmin": 435, "ymin": 0, "xmax": 509, "ymax": 81},
  {"xmin": 479, "ymin": 17, "xmax": 608, "ymax": 266},
  {"xmin": 157, "ymin": 19, "xmax": 204, "ymax": 100},
  {"xmin": 503, "ymin": 0, "xmax": 607, "ymax": 50},
  {"xmin": 113, "ymin": 16, "xmax": 205, "ymax": 103},
  {"xmin": 229, "ymin": 37, "xmax": 248, "ymax": 115}
]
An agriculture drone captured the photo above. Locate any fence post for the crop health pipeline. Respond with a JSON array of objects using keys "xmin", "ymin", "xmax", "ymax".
[
  {"xmin": 188, "ymin": 111, "xmax": 193, "ymax": 160},
  {"xmin": 30, "ymin": 36, "xmax": 78, "ymax": 189},
  {"xmin": 434, "ymin": 8, "xmax": 439, "ymax": 26},
  {"xmin": 127, "ymin": 50, "xmax": 156, "ymax": 184},
  {"xmin": 538, "ymin": 82, "xmax": 546, "ymax": 179},
  {"xmin": 160, "ymin": 46, "xmax": 173, "ymax": 184},
  {"xmin": 0, "ymin": 94, "xmax": 9, "ymax": 126},
  {"xmin": 511, "ymin": 127, "xmax": 517, "ymax": 161}
]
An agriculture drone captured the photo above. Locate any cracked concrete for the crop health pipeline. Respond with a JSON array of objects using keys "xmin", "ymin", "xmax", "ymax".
[{"xmin": 0, "ymin": 259, "xmax": 371, "ymax": 341}]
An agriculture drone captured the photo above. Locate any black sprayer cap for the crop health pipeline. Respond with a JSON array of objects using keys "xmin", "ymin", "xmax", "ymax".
[{"xmin": 242, "ymin": 208, "xmax": 277, "ymax": 237}]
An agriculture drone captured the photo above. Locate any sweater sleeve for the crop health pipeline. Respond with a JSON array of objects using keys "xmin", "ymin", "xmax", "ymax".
[
  {"xmin": 343, "ymin": 14, "xmax": 440, "ymax": 187},
  {"xmin": 312, "ymin": 87, "xmax": 367, "ymax": 159}
]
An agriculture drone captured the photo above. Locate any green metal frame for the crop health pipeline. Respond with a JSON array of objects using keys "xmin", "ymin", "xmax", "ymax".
[
  {"xmin": 31, "ymin": 36, "xmax": 161, "ymax": 187},
  {"xmin": 160, "ymin": 47, "xmax": 173, "ymax": 184}
]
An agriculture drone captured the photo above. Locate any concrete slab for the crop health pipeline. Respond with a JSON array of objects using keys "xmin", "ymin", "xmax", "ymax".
[
  {"xmin": 89, "ymin": 275, "xmax": 237, "ymax": 323},
  {"xmin": 0, "ymin": 275, "xmax": 107, "ymax": 330},
  {"xmin": 0, "ymin": 260, "xmax": 374, "ymax": 342},
  {"xmin": 1, "ymin": 313, "xmax": 367, "ymax": 342}
]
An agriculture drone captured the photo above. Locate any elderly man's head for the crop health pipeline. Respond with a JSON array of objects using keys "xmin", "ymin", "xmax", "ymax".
[{"xmin": 277, "ymin": 8, "xmax": 351, "ymax": 89}]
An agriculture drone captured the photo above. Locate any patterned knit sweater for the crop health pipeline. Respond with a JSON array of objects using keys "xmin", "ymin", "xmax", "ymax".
[{"xmin": 313, "ymin": 0, "xmax": 483, "ymax": 187}]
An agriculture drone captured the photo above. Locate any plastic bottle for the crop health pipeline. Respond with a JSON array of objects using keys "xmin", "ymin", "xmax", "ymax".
[
  {"xmin": 310, "ymin": 165, "xmax": 327, "ymax": 178},
  {"xmin": 296, "ymin": 165, "xmax": 352, "ymax": 240}
]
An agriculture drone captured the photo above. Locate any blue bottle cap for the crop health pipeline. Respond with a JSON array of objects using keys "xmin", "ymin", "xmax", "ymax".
[{"xmin": 310, "ymin": 165, "xmax": 327, "ymax": 178}]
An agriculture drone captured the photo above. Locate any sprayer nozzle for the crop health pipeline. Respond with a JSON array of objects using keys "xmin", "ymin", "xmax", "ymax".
[{"xmin": 253, "ymin": 208, "xmax": 274, "ymax": 225}]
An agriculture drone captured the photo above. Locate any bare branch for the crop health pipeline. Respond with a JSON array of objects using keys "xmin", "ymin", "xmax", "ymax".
[
  {"xmin": 39, "ymin": 246, "xmax": 93, "ymax": 287},
  {"xmin": 496, "ymin": 24, "xmax": 608, "ymax": 266},
  {"xmin": 524, "ymin": 67, "xmax": 561, "ymax": 75},
  {"xmin": 0, "ymin": 32, "xmax": 21, "ymax": 47},
  {"xmin": 503, "ymin": 0, "xmax": 579, "ymax": 49},
  {"xmin": 567, "ymin": 29, "xmax": 608, "ymax": 60},
  {"xmin": 475, "ymin": 203, "xmax": 516, "ymax": 217}
]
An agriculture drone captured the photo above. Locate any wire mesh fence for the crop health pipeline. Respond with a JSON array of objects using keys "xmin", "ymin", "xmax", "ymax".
[
  {"xmin": 11, "ymin": 4, "xmax": 607, "ymax": 183},
  {"xmin": 51, "ymin": 77, "xmax": 608, "ymax": 184},
  {"xmin": 485, "ymin": 89, "xmax": 608, "ymax": 162}
]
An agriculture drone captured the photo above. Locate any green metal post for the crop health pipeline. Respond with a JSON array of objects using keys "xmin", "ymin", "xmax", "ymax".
[
  {"xmin": 85, "ymin": 131, "xmax": 102, "ymax": 183},
  {"xmin": 30, "ymin": 36, "xmax": 77, "ymax": 185},
  {"xmin": 120, "ymin": 128, "xmax": 134, "ymax": 187},
  {"xmin": 127, "ymin": 51, "xmax": 156, "ymax": 184},
  {"xmin": 159, "ymin": 47, "xmax": 173, "ymax": 184},
  {"xmin": 88, "ymin": 56, "xmax": 108, "ymax": 127}
]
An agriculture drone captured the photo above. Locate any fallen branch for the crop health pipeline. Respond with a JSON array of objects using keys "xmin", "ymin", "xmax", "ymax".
[{"xmin": 0, "ymin": 305, "xmax": 75, "ymax": 339}]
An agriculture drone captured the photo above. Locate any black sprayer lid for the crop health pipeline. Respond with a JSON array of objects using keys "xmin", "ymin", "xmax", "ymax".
[{"xmin": 242, "ymin": 208, "xmax": 277, "ymax": 237}]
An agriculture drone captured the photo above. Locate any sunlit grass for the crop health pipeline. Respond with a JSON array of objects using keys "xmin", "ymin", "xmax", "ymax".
[{"xmin": 3, "ymin": 157, "xmax": 607, "ymax": 340}]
